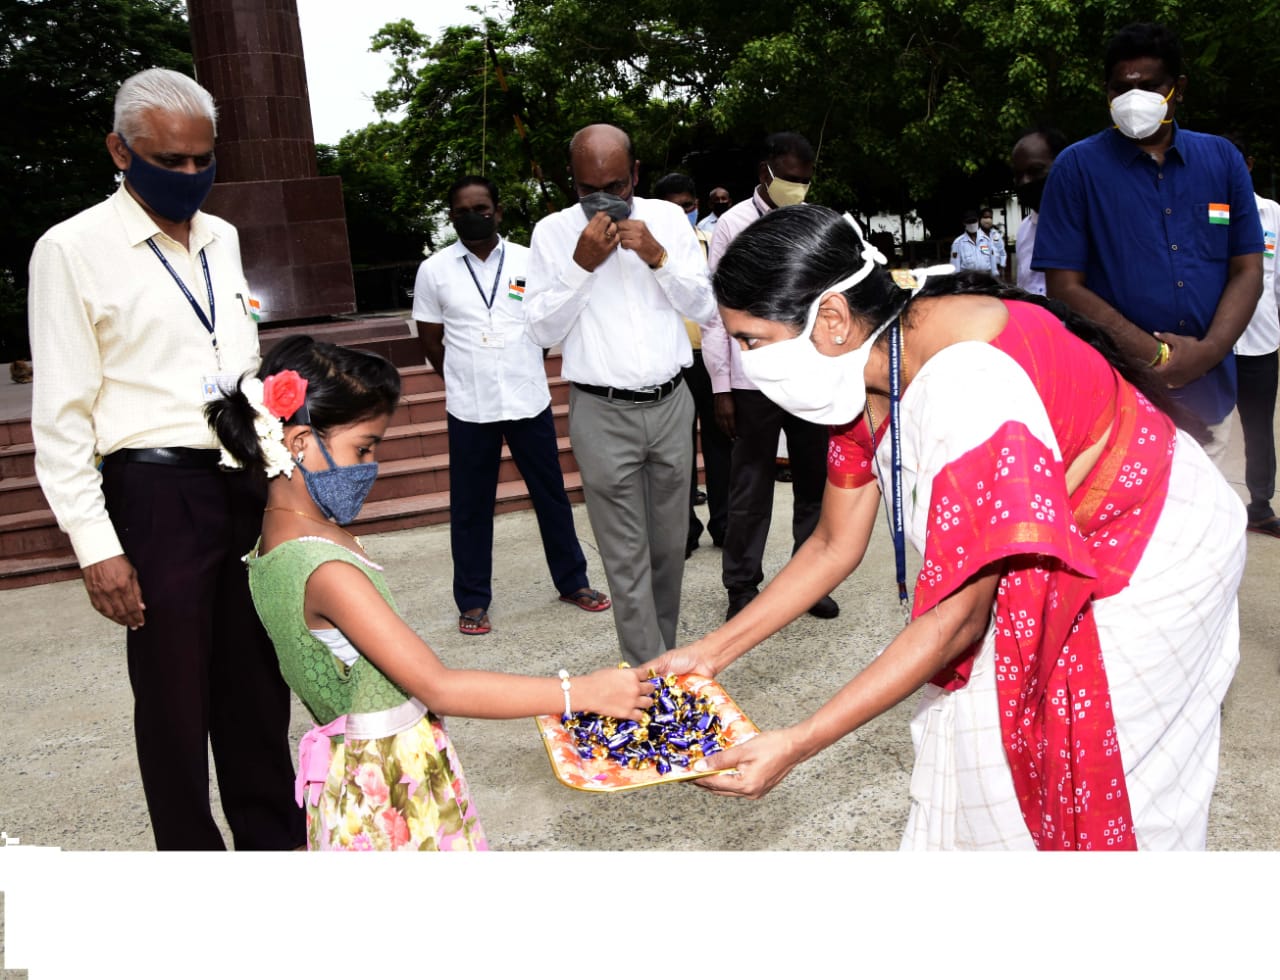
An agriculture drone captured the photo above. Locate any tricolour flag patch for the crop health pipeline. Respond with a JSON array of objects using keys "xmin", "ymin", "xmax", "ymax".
[
  {"xmin": 1264, "ymin": 230, "xmax": 1276, "ymax": 260},
  {"xmin": 1208, "ymin": 203, "xmax": 1230, "ymax": 225}
]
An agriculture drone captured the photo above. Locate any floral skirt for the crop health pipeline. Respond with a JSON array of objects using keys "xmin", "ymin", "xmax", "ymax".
[{"xmin": 307, "ymin": 710, "xmax": 488, "ymax": 851}]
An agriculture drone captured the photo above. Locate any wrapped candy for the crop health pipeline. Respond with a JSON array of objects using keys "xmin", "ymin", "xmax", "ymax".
[{"xmin": 560, "ymin": 673, "xmax": 728, "ymax": 773}]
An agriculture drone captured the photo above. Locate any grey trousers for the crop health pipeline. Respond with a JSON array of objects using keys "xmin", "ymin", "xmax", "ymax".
[{"xmin": 568, "ymin": 382, "xmax": 694, "ymax": 664}]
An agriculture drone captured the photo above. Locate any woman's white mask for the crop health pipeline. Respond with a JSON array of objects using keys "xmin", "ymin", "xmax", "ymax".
[{"xmin": 738, "ymin": 215, "xmax": 891, "ymax": 426}]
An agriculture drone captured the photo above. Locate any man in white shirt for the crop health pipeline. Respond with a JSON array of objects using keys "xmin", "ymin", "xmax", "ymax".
[
  {"xmin": 27, "ymin": 69, "xmax": 302, "ymax": 850},
  {"xmin": 980, "ymin": 207, "xmax": 1007, "ymax": 279},
  {"xmin": 525, "ymin": 124, "xmax": 715, "ymax": 664},
  {"xmin": 699, "ymin": 132, "xmax": 839, "ymax": 621},
  {"xmin": 1226, "ymin": 136, "xmax": 1280, "ymax": 535},
  {"xmin": 1010, "ymin": 126, "xmax": 1067, "ymax": 296},
  {"xmin": 696, "ymin": 186, "xmax": 732, "ymax": 235},
  {"xmin": 413, "ymin": 176, "xmax": 609, "ymax": 636}
]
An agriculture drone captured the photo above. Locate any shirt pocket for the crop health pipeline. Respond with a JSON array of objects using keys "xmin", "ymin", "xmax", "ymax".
[{"xmin": 1187, "ymin": 199, "xmax": 1234, "ymax": 263}]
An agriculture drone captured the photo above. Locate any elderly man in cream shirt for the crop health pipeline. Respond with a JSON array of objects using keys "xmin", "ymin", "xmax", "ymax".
[
  {"xmin": 525, "ymin": 124, "xmax": 715, "ymax": 665},
  {"xmin": 28, "ymin": 68, "xmax": 302, "ymax": 850}
]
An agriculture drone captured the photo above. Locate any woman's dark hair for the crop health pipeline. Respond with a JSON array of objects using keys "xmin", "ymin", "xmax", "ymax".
[
  {"xmin": 713, "ymin": 204, "xmax": 906, "ymax": 335},
  {"xmin": 713, "ymin": 204, "xmax": 1209, "ymax": 443},
  {"xmin": 206, "ymin": 335, "xmax": 402, "ymax": 473}
]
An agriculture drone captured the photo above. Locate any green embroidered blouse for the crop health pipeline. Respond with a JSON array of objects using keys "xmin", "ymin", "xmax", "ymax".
[{"xmin": 247, "ymin": 537, "xmax": 412, "ymax": 724}]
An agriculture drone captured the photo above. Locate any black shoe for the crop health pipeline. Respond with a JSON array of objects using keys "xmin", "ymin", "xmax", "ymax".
[
  {"xmin": 685, "ymin": 538, "xmax": 700, "ymax": 559},
  {"xmin": 694, "ymin": 489, "xmax": 707, "ymax": 505},
  {"xmin": 725, "ymin": 592, "xmax": 756, "ymax": 620},
  {"xmin": 808, "ymin": 595, "xmax": 839, "ymax": 619}
]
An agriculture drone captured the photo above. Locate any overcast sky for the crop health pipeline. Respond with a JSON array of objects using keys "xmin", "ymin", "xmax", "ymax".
[{"xmin": 295, "ymin": 0, "xmax": 502, "ymax": 144}]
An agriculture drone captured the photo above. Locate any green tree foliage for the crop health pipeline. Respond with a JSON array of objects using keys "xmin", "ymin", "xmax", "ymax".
[
  {"xmin": 332, "ymin": 0, "xmax": 1277, "ymax": 257},
  {"xmin": 316, "ymin": 122, "xmax": 433, "ymax": 265},
  {"xmin": 1, "ymin": 0, "xmax": 192, "ymax": 358}
]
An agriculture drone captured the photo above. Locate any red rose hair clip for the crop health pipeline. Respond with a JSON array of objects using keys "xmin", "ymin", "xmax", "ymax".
[{"xmin": 262, "ymin": 370, "xmax": 309, "ymax": 422}]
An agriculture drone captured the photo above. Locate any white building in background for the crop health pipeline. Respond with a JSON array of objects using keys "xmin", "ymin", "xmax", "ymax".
[{"xmin": 865, "ymin": 194, "xmax": 1029, "ymax": 252}]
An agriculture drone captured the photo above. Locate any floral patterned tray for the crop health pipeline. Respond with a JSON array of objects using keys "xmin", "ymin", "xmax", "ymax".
[{"xmin": 535, "ymin": 673, "xmax": 759, "ymax": 792}]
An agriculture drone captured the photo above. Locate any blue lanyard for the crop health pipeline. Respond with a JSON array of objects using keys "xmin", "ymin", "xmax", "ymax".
[
  {"xmin": 462, "ymin": 243, "xmax": 505, "ymax": 311},
  {"xmin": 146, "ymin": 238, "xmax": 216, "ymax": 347},
  {"xmin": 887, "ymin": 317, "xmax": 910, "ymax": 621}
]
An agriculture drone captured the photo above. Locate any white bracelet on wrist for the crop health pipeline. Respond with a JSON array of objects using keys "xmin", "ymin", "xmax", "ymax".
[{"xmin": 558, "ymin": 669, "xmax": 572, "ymax": 718}]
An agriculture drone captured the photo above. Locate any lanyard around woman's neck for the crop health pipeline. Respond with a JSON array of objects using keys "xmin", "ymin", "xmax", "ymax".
[{"xmin": 888, "ymin": 317, "xmax": 910, "ymax": 623}]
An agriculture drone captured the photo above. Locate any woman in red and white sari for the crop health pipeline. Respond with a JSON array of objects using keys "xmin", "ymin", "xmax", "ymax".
[{"xmin": 659, "ymin": 205, "xmax": 1245, "ymax": 850}]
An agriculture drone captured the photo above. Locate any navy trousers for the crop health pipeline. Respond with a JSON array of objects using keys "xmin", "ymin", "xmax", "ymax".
[{"xmin": 447, "ymin": 407, "xmax": 589, "ymax": 612}]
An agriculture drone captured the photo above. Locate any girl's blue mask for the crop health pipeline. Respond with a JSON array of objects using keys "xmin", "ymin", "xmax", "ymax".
[
  {"xmin": 299, "ymin": 434, "xmax": 378, "ymax": 526},
  {"xmin": 119, "ymin": 136, "xmax": 217, "ymax": 223}
]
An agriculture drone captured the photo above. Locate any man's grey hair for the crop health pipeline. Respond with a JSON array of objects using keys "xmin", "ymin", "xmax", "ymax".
[{"xmin": 113, "ymin": 68, "xmax": 218, "ymax": 141}]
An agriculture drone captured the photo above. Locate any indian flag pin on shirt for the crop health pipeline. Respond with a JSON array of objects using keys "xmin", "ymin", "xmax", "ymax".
[{"xmin": 1208, "ymin": 203, "xmax": 1230, "ymax": 225}]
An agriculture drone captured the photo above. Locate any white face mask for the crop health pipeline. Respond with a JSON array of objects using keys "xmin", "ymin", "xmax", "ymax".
[
  {"xmin": 1109, "ymin": 87, "xmax": 1174, "ymax": 140},
  {"xmin": 738, "ymin": 216, "xmax": 891, "ymax": 425},
  {"xmin": 964, "ymin": 222, "xmax": 980, "ymax": 234}
]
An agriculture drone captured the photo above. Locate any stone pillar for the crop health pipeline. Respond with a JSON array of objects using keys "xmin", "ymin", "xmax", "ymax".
[{"xmin": 187, "ymin": 0, "xmax": 356, "ymax": 323}]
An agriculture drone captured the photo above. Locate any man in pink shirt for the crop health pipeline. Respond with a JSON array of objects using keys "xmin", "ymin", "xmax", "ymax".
[{"xmin": 701, "ymin": 133, "xmax": 839, "ymax": 620}]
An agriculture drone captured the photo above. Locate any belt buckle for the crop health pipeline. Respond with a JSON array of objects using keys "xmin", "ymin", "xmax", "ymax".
[{"xmin": 635, "ymin": 384, "xmax": 661, "ymax": 399}]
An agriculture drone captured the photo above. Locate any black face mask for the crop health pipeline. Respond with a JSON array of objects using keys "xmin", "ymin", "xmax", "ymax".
[
  {"xmin": 579, "ymin": 191, "xmax": 632, "ymax": 222},
  {"xmin": 453, "ymin": 211, "xmax": 496, "ymax": 242},
  {"xmin": 1017, "ymin": 176, "xmax": 1046, "ymax": 213},
  {"xmin": 711, "ymin": 201, "xmax": 731, "ymax": 217}
]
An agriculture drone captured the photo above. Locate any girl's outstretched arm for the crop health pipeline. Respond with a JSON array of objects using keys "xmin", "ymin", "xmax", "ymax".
[{"xmin": 305, "ymin": 561, "xmax": 652, "ymax": 721}]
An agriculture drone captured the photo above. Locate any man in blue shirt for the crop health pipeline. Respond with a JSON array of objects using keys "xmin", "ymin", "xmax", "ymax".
[
  {"xmin": 950, "ymin": 209, "xmax": 1000, "ymax": 276},
  {"xmin": 1034, "ymin": 22, "xmax": 1263, "ymax": 456}
]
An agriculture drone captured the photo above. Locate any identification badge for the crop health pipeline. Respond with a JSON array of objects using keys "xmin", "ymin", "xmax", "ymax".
[
  {"xmin": 508, "ymin": 277, "xmax": 526, "ymax": 301},
  {"xmin": 201, "ymin": 373, "xmax": 239, "ymax": 402},
  {"xmin": 480, "ymin": 331, "xmax": 506, "ymax": 349}
]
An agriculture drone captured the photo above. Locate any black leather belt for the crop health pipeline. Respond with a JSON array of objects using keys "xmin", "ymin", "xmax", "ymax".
[
  {"xmin": 110, "ymin": 447, "xmax": 222, "ymax": 468},
  {"xmin": 572, "ymin": 374, "xmax": 683, "ymax": 403}
]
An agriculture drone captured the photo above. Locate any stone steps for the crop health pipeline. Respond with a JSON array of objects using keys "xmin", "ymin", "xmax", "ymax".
[{"xmin": 0, "ymin": 344, "xmax": 594, "ymax": 589}]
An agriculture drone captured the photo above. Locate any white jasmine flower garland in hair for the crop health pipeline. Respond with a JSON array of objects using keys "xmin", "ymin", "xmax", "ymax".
[{"xmin": 218, "ymin": 371, "xmax": 309, "ymax": 478}]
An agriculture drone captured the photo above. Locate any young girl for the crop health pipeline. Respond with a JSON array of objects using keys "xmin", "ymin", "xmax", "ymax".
[{"xmin": 207, "ymin": 336, "xmax": 652, "ymax": 851}]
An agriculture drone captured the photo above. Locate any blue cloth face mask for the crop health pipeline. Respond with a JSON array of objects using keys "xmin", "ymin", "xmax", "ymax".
[
  {"xmin": 120, "ymin": 136, "xmax": 217, "ymax": 223},
  {"xmin": 686, "ymin": 208, "xmax": 699, "ymax": 228},
  {"xmin": 299, "ymin": 433, "xmax": 378, "ymax": 525}
]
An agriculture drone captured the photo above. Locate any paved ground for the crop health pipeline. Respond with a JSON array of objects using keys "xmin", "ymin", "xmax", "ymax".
[
  {"xmin": 1, "ymin": 403, "xmax": 1277, "ymax": 850},
  {"xmin": 0, "ymin": 364, "xmax": 1276, "ymax": 851}
]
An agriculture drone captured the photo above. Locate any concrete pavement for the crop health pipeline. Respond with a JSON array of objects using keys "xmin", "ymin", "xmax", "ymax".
[{"xmin": 0, "ymin": 365, "xmax": 1276, "ymax": 850}]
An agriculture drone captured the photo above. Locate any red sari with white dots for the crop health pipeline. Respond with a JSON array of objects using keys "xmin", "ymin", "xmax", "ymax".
[{"xmin": 828, "ymin": 300, "xmax": 1243, "ymax": 850}]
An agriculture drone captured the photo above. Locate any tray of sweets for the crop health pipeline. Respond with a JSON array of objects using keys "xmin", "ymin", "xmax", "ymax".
[{"xmin": 535, "ymin": 672, "xmax": 758, "ymax": 792}]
